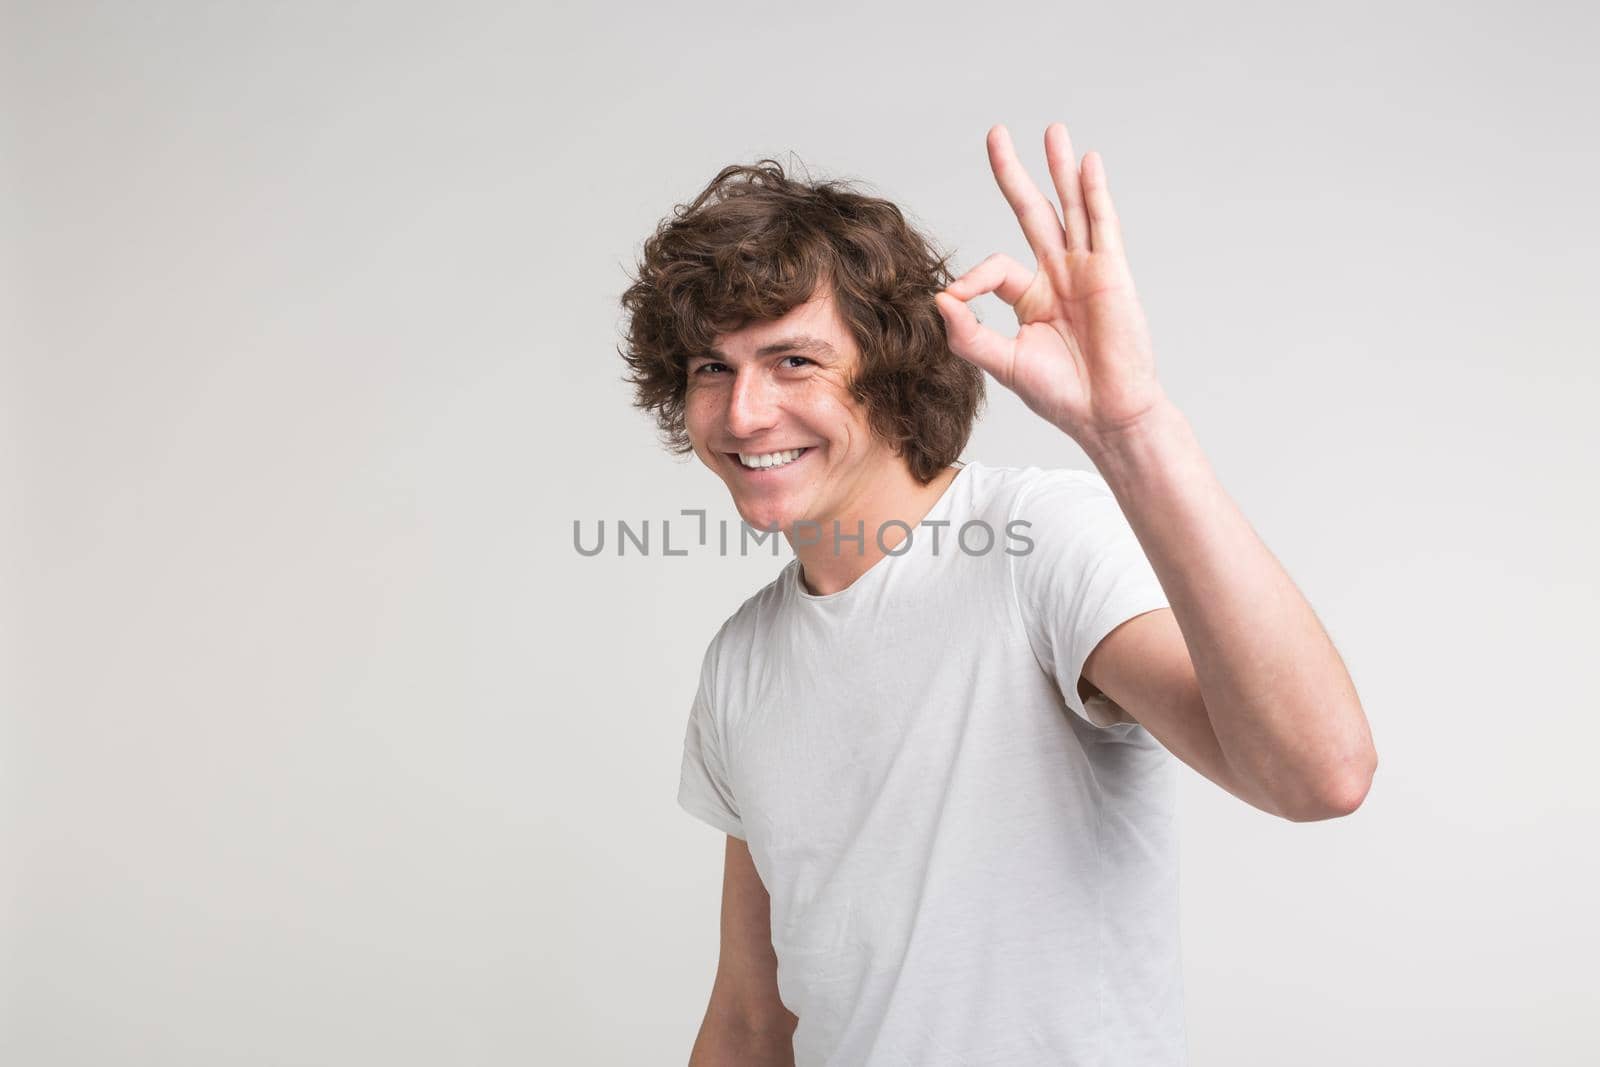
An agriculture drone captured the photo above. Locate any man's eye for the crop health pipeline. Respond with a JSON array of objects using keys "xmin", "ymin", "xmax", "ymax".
[
  {"xmin": 693, "ymin": 362, "xmax": 728, "ymax": 375},
  {"xmin": 781, "ymin": 355, "xmax": 812, "ymax": 369}
]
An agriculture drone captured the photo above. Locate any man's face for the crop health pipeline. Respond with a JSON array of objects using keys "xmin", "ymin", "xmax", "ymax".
[{"xmin": 684, "ymin": 286, "xmax": 902, "ymax": 534}]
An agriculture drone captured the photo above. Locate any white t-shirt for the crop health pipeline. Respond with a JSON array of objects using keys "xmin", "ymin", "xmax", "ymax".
[{"xmin": 677, "ymin": 461, "xmax": 1185, "ymax": 1066}]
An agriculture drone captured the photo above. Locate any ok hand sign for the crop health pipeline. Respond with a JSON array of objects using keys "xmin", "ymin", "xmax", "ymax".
[{"xmin": 934, "ymin": 123, "xmax": 1169, "ymax": 449}]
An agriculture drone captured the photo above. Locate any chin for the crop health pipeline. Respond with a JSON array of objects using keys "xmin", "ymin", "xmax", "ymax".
[
  {"xmin": 733, "ymin": 503, "xmax": 787, "ymax": 534},
  {"xmin": 731, "ymin": 494, "xmax": 805, "ymax": 535}
]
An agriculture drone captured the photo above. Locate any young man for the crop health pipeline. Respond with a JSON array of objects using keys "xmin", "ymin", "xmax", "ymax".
[{"xmin": 619, "ymin": 122, "xmax": 1378, "ymax": 1066}]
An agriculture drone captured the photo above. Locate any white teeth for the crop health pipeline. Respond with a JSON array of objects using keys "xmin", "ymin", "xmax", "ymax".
[{"xmin": 738, "ymin": 448, "xmax": 805, "ymax": 469}]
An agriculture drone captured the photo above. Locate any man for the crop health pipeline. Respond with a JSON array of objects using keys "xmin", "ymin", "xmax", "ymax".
[{"xmin": 618, "ymin": 122, "xmax": 1378, "ymax": 1066}]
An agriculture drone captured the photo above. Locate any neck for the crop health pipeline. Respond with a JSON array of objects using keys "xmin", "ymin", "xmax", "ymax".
[{"xmin": 788, "ymin": 462, "xmax": 961, "ymax": 596}]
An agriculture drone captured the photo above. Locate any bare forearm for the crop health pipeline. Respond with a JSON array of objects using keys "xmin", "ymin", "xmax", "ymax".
[
  {"xmin": 688, "ymin": 1014, "xmax": 795, "ymax": 1067},
  {"xmin": 1083, "ymin": 398, "xmax": 1377, "ymax": 820}
]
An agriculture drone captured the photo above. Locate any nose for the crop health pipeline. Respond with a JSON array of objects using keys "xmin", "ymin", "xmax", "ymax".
[{"xmin": 724, "ymin": 368, "xmax": 779, "ymax": 439}]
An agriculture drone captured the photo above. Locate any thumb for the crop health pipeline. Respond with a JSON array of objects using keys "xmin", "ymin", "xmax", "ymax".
[{"xmin": 934, "ymin": 292, "xmax": 1013, "ymax": 385}]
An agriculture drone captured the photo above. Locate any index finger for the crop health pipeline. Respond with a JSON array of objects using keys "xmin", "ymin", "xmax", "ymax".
[{"xmin": 985, "ymin": 124, "xmax": 1067, "ymax": 265}]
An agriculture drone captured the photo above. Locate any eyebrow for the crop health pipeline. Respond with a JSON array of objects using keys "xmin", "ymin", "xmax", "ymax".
[{"xmin": 701, "ymin": 335, "xmax": 838, "ymax": 361}]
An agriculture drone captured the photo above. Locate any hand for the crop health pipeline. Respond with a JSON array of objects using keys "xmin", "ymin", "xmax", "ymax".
[{"xmin": 934, "ymin": 123, "xmax": 1169, "ymax": 448}]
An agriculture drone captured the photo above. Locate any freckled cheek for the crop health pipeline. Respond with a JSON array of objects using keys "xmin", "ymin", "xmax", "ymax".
[
  {"xmin": 683, "ymin": 395, "xmax": 717, "ymax": 445},
  {"xmin": 811, "ymin": 398, "xmax": 860, "ymax": 453}
]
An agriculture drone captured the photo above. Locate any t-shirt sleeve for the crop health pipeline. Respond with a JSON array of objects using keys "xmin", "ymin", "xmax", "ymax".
[
  {"xmin": 676, "ymin": 636, "xmax": 745, "ymax": 838},
  {"xmin": 1008, "ymin": 468, "xmax": 1172, "ymax": 729}
]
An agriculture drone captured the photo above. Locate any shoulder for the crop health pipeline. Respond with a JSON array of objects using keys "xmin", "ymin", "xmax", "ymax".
[
  {"xmin": 698, "ymin": 563, "xmax": 797, "ymax": 670},
  {"xmin": 957, "ymin": 460, "xmax": 1112, "ymax": 524}
]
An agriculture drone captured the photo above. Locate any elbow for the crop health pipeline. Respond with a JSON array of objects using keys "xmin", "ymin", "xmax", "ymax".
[
  {"xmin": 1280, "ymin": 747, "xmax": 1378, "ymax": 823},
  {"xmin": 1288, "ymin": 776, "xmax": 1371, "ymax": 822}
]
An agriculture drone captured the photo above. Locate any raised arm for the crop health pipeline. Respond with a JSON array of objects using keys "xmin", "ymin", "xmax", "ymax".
[{"xmin": 934, "ymin": 123, "xmax": 1377, "ymax": 820}]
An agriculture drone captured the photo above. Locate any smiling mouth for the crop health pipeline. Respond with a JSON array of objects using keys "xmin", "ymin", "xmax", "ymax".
[{"xmin": 726, "ymin": 446, "xmax": 813, "ymax": 472}]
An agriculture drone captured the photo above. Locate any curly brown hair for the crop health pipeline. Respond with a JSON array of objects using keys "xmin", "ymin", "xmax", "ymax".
[{"xmin": 617, "ymin": 156, "xmax": 985, "ymax": 485}]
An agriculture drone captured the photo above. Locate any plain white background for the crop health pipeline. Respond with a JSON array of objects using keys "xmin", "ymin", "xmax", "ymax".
[{"xmin": 5, "ymin": 1, "xmax": 1597, "ymax": 1063}]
